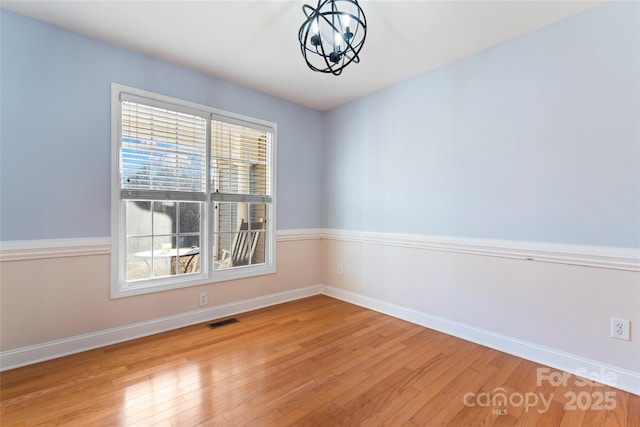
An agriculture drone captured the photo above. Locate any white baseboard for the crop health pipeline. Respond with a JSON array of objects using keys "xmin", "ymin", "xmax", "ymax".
[
  {"xmin": 0, "ymin": 285, "xmax": 323, "ymax": 372},
  {"xmin": 321, "ymin": 285, "xmax": 640, "ymax": 396}
]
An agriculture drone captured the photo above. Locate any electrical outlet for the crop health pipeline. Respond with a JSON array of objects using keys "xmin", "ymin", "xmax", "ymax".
[
  {"xmin": 337, "ymin": 264, "xmax": 343, "ymax": 275},
  {"xmin": 199, "ymin": 292, "xmax": 208, "ymax": 307},
  {"xmin": 611, "ymin": 318, "xmax": 630, "ymax": 341}
]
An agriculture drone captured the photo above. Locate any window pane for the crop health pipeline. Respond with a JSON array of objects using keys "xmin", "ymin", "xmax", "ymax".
[
  {"xmin": 249, "ymin": 230, "xmax": 265, "ymax": 265},
  {"xmin": 153, "ymin": 202, "xmax": 176, "ymax": 235},
  {"xmin": 176, "ymin": 236, "xmax": 200, "ymax": 274},
  {"xmin": 126, "ymin": 236, "xmax": 151, "ymax": 281},
  {"xmin": 180, "ymin": 203, "xmax": 201, "ymax": 233},
  {"xmin": 213, "ymin": 202, "xmax": 266, "ymax": 270},
  {"xmin": 249, "ymin": 204, "xmax": 266, "ymax": 265},
  {"xmin": 213, "ymin": 162, "xmax": 239, "ymax": 194},
  {"xmin": 217, "ymin": 202, "xmax": 239, "ymax": 234},
  {"xmin": 153, "ymin": 236, "xmax": 174, "ymax": 277},
  {"xmin": 126, "ymin": 201, "xmax": 151, "ymax": 236},
  {"xmin": 214, "ymin": 202, "xmax": 238, "ymax": 270},
  {"xmin": 124, "ymin": 200, "xmax": 203, "ymax": 282},
  {"xmin": 179, "ymin": 234, "xmax": 200, "ymax": 249},
  {"xmin": 249, "ymin": 203, "xmax": 266, "ymax": 226}
]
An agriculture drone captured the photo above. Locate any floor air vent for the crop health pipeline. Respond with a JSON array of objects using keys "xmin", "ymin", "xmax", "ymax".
[{"xmin": 207, "ymin": 318, "xmax": 239, "ymax": 329}]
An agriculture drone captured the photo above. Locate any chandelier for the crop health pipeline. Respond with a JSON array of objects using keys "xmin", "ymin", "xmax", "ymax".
[{"xmin": 298, "ymin": 0, "xmax": 367, "ymax": 76}]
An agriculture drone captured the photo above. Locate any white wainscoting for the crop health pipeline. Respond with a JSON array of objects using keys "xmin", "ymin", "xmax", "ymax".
[
  {"xmin": 321, "ymin": 230, "xmax": 639, "ymax": 395},
  {"xmin": 1, "ymin": 230, "xmax": 638, "ymax": 396},
  {"xmin": 0, "ymin": 285, "xmax": 323, "ymax": 371},
  {"xmin": 3, "ymin": 281, "xmax": 636, "ymax": 395}
]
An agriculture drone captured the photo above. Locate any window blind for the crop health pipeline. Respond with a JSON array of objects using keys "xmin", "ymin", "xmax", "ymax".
[
  {"xmin": 121, "ymin": 101, "xmax": 207, "ymax": 200},
  {"xmin": 210, "ymin": 119, "xmax": 272, "ymax": 203}
]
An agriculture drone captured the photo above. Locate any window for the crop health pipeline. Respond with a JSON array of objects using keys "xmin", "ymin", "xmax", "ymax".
[{"xmin": 111, "ymin": 84, "xmax": 276, "ymax": 298}]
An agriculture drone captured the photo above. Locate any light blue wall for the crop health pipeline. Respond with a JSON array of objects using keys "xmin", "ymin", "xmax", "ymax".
[
  {"xmin": 323, "ymin": 2, "xmax": 640, "ymax": 248},
  {"xmin": 3, "ymin": 3, "xmax": 639, "ymax": 248},
  {"xmin": 0, "ymin": 10, "xmax": 324, "ymax": 240}
]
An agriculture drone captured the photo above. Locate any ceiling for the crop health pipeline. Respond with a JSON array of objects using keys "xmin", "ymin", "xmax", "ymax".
[{"xmin": 2, "ymin": 0, "xmax": 602, "ymax": 111}]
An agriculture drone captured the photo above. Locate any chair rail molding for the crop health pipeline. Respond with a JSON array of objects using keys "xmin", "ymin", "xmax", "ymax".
[
  {"xmin": 1, "ymin": 230, "xmax": 638, "ymax": 271},
  {"xmin": 276, "ymin": 228, "xmax": 327, "ymax": 242},
  {"xmin": 0, "ymin": 237, "xmax": 111, "ymax": 262},
  {"xmin": 323, "ymin": 229, "xmax": 640, "ymax": 272},
  {"xmin": 0, "ymin": 230, "xmax": 323, "ymax": 262}
]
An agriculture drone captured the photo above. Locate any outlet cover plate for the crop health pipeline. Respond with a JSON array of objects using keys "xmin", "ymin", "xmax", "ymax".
[
  {"xmin": 199, "ymin": 292, "xmax": 208, "ymax": 307},
  {"xmin": 611, "ymin": 318, "xmax": 630, "ymax": 341}
]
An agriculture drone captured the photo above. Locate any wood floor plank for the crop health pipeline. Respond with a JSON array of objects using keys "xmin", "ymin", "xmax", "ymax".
[
  {"xmin": 1, "ymin": 295, "xmax": 636, "ymax": 426},
  {"xmin": 558, "ymin": 379, "xmax": 588, "ymax": 427},
  {"xmin": 627, "ymin": 393, "xmax": 640, "ymax": 426},
  {"xmin": 409, "ymin": 347, "xmax": 496, "ymax": 425},
  {"xmin": 442, "ymin": 351, "xmax": 522, "ymax": 426}
]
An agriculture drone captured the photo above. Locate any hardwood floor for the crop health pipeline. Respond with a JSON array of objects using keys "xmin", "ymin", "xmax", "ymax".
[{"xmin": 1, "ymin": 295, "xmax": 638, "ymax": 426}]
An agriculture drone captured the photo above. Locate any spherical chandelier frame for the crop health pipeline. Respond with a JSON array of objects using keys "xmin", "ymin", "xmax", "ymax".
[{"xmin": 298, "ymin": 0, "xmax": 367, "ymax": 76}]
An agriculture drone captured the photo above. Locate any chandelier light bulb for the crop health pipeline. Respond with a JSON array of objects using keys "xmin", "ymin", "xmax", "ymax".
[
  {"xmin": 334, "ymin": 32, "xmax": 342, "ymax": 50},
  {"xmin": 341, "ymin": 14, "xmax": 351, "ymax": 30},
  {"xmin": 310, "ymin": 19, "xmax": 321, "ymax": 46}
]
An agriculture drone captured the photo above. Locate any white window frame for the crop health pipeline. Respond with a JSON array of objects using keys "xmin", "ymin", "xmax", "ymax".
[{"xmin": 110, "ymin": 83, "xmax": 277, "ymax": 298}]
